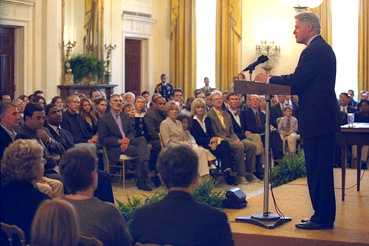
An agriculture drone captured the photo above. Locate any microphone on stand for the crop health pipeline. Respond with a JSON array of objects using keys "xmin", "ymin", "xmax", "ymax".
[{"xmin": 242, "ymin": 55, "xmax": 269, "ymax": 72}]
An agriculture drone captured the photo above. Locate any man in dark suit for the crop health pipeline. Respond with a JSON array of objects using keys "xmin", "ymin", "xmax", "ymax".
[
  {"xmin": 0, "ymin": 103, "xmax": 21, "ymax": 159},
  {"xmin": 256, "ymin": 12, "xmax": 339, "ymax": 230},
  {"xmin": 44, "ymin": 104, "xmax": 74, "ymax": 150},
  {"xmin": 338, "ymin": 92, "xmax": 356, "ymax": 114},
  {"xmin": 130, "ymin": 145, "xmax": 234, "ymax": 246},
  {"xmin": 98, "ymin": 94, "xmax": 152, "ymax": 191}
]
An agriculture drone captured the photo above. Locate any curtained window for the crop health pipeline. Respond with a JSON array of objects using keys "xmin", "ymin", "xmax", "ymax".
[
  {"xmin": 195, "ymin": 0, "xmax": 217, "ymax": 89},
  {"xmin": 331, "ymin": 0, "xmax": 359, "ymax": 96}
]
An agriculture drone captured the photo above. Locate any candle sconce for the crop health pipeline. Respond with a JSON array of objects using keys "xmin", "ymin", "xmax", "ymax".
[
  {"xmin": 104, "ymin": 44, "xmax": 117, "ymax": 83},
  {"xmin": 256, "ymin": 41, "xmax": 280, "ymax": 74},
  {"xmin": 64, "ymin": 41, "xmax": 76, "ymax": 84}
]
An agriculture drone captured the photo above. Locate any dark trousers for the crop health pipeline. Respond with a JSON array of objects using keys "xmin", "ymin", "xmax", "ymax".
[{"xmin": 303, "ymin": 133, "xmax": 336, "ymax": 224}]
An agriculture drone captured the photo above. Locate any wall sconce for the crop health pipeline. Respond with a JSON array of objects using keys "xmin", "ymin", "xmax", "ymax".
[
  {"xmin": 290, "ymin": 0, "xmax": 323, "ymax": 12},
  {"xmin": 104, "ymin": 43, "xmax": 117, "ymax": 83},
  {"xmin": 256, "ymin": 41, "xmax": 280, "ymax": 74},
  {"xmin": 64, "ymin": 41, "xmax": 76, "ymax": 84}
]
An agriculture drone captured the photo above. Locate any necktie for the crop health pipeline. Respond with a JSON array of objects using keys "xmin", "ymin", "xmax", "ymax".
[
  {"xmin": 255, "ymin": 111, "xmax": 261, "ymax": 127},
  {"xmin": 115, "ymin": 113, "xmax": 125, "ymax": 138}
]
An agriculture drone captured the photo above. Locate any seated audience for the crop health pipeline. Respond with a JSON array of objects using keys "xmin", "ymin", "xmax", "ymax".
[
  {"xmin": 160, "ymin": 101, "xmax": 211, "ymax": 176},
  {"xmin": 0, "ymin": 94, "xmax": 12, "ymax": 104},
  {"xmin": 0, "ymin": 103, "xmax": 21, "ymax": 159},
  {"xmin": 61, "ymin": 95, "xmax": 92, "ymax": 144},
  {"xmin": 31, "ymin": 199, "xmax": 80, "ymax": 246},
  {"xmin": 347, "ymin": 89, "xmax": 358, "ymax": 108},
  {"xmin": 80, "ymin": 97, "xmax": 98, "ymax": 142},
  {"xmin": 94, "ymin": 97, "xmax": 108, "ymax": 120},
  {"xmin": 60, "ymin": 145, "xmax": 132, "ymax": 246},
  {"xmin": 353, "ymin": 99, "xmax": 369, "ymax": 168},
  {"xmin": 51, "ymin": 96, "xmax": 65, "ymax": 111},
  {"xmin": 122, "ymin": 92, "xmax": 136, "ymax": 105},
  {"xmin": 339, "ymin": 92, "xmax": 356, "ymax": 114},
  {"xmin": 207, "ymin": 91, "xmax": 257, "ymax": 183},
  {"xmin": 44, "ymin": 104, "xmax": 74, "ymax": 151},
  {"xmin": 0, "ymin": 140, "xmax": 49, "ymax": 242},
  {"xmin": 189, "ymin": 98, "xmax": 238, "ymax": 184},
  {"xmin": 144, "ymin": 95, "xmax": 167, "ymax": 182},
  {"xmin": 173, "ymin": 88, "xmax": 185, "ymax": 110},
  {"xmin": 278, "ymin": 107, "xmax": 300, "ymax": 154},
  {"xmin": 98, "ymin": 94, "xmax": 152, "ymax": 191},
  {"xmin": 130, "ymin": 145, "xmax": 234, "ymax": 246}
]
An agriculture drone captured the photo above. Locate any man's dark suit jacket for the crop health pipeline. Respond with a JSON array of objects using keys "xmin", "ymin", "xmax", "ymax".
[
  {"xmin": 0, "ymin": 125, "xmax": 13, "ymax": 159},
  {"xmin": 61, "ymin": 110, "xmax": 90, "ymax": 143},
  {"xmin": 270, "ymin": 104, "xmax": 284, "ymax": 128},
  {"xmin": 144, "ymin": 107, "xmax": 166, "ymax": 142},
  {"xmin": 243, "ymin": 108, "xmax": 266, "ymax": 134},
  {"xmin": 0, "ymin": 181, "xmax": 49, "ymax": 242},
  {"xmin": 130, "ymin": 191, "xmax": 234, "ymax": 246},
  {"xmin": 226, "ymin": 109, "xmax": 248, "ymax": 140},
  {"xmin": 270, "ymin": 36, "xmax": 339, "ymax": 138},
  {"xmin": 97, "ymin": 111, "xmax": 135, "ymax": 166},
  {"xmin": 45, "ymin": 124, "xmax": 74, "ymax": 150}
]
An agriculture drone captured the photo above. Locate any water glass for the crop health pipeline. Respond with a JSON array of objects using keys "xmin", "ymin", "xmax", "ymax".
[{"xmin": 347, "ymin": 113, "xmax": 355, "ymax": 128}]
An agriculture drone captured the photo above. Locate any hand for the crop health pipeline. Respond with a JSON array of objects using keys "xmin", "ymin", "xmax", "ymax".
[
  {"xmin": 120, "ymin": 137, "xmax": 130, "ymax": 152},
  {"xmin": 254, "ymin": 73, "xmax": 268, "ymax": 83},
  {"xmin": 36, "ymin": 129, "xmax": 51, "ymax": 144},
  {"xmin": 88, "ymin": 135, "xmax": 98, "ymax": 144}
]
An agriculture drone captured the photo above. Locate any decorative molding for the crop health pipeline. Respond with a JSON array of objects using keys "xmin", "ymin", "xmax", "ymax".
[
  {"xmin": 0, "ymin": 0, "xmax": 34, "ymax": 22},
  {"xmin": 122, "ymin": 12, "xmax": 155, "ymax": 38},
  {"xmin": 0, "ymin": 0, "xmax": 35, "ymax": 7}
]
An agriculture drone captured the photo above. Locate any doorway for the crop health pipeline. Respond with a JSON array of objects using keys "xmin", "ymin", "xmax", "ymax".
[
  {"xmin": 125, "ymin": 39, "xmax": 141, "ymax": 95},
  {"xmin": 0, "ymin": 26, "xmax": 15, "ymax": 99}
]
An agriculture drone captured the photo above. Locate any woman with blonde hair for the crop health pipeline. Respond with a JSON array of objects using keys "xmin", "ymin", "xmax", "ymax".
[
  {"xmin": 159, "ymin": 101, "xmax": 210, "ymax": 176},
  {"xmin": 31, "ymin": 199, "xmax": 80, "ymax": 246},
  {"xmin": 0, "ymin": 139, "xmax": 49, "ymax": 242},
  {"xmin": 80, "ymin": 97, "xmax": 98, "ymax": 142}
]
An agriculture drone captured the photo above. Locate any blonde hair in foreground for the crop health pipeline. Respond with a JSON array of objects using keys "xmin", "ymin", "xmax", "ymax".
[{"xmin": 31, "ymin": 199, "xmax": 80, "ymax": 246}]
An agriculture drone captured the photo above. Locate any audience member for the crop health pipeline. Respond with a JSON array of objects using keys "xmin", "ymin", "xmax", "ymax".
[
  {"xmin": 31, "ymin": 199, "xmax": 80, "ymax": 246},
  {"xmin": 98, "ymin": 94, "xmax": 152, "ymax": 191},
  {"xmin": 130, "ymin": 145, "xmax": 234, "ymax": 246},
  {"xmin": 95, "ymin": 97, "xmax": 108, "ymax": 119},
  {"xmin": 154, "ymin": 74, "xmax": 174, "ymax": 101},
  {"xmin": 347, "ymin": 89, "xmax": 358, "ymax": 108},
  {"xmin": 60, "ymin": 145, "xmax": 132, "ymax": 246},
  {"xmin": 0, "ymin": 103, "xmax": 21, "ymax": 158},
  {"xmin": 0, "ymin": 140, "xmax": 49, "ymax": 242},
  {"xmin": 278, "ymin": 107, "xmax": 300, "ymax": 154},
  {"xmin": 208, "ymin": 91, "xmax": 257, "ymax": 183},
  {"xmin": 200, "ymin": 77, "xmax": 215, "ymax": 95},
  {"xmin": 122, "ymin": 92, "xmax": 136, "ymax": 105},
  {"xmin": 44, "ymin": 104, "xmax": 74, "ymax": 151},
  {"xmin": 61, "ymin": 95, "xmax": 92, "ymax": 144},
  {"xmin": 51, "ymin": 96, "xmax": 65, "ymax": 111},
  {"xmin": 0, "ymin": 94, "xmax": 12, "ymax": 104},
  {"xmin": 339, "ymin": 92, "xmax": 356, "ymax": 114},
  {"xmin": 80, "ymin": 97, "xmax": 98, "ymax": 141}
]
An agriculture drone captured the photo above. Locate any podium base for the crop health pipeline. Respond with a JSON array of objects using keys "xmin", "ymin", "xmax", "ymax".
[{"xmin": 236, "ymin": 212, "xmax": 291, "ymax": 229}]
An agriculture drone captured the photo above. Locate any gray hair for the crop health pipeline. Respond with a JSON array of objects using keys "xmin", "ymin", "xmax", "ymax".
[{"xmin": 295, "ymin": 12, "xmax": 321, "ymax": 34}]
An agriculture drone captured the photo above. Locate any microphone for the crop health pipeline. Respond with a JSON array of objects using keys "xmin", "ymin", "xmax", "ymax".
[{"xmin": 243, "ymin": 55, "xmax": 269, "ymax": 72}]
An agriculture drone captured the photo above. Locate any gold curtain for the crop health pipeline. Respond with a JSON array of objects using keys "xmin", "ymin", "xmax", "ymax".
[
  {"xmin": 358, "ymin": 0, "xmax": 369, "ymax": 92},
  {"xmin": 84, "ymin": 0, "xmax": 104, "ymax": 60},
  {"xmin": 170, "ymin": 0, "xmax": 196, "ymax": 99},
  {"xmin": 310, "ymin": 0, "xmax": 332, "ymax": 45},
  {"xmin": 216, "ymin": 0, "xmax": 242, "ymax": 91}
]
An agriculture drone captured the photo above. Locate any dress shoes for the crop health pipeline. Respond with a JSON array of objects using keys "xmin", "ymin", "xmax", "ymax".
[
  {"xmin": 136, "ymin": 182, "xmax": 153, "ymax": 191},
  {"xmin": 295, "ymin": 221, "xmax": 334, "ymax": 230}
]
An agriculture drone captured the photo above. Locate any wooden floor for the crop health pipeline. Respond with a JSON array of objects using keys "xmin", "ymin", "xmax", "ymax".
[{"xmin": 226, "ymin": 169, "xmax": 369, "ymax": 246}]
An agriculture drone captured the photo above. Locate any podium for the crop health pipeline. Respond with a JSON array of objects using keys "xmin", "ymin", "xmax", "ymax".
[{"xmin": 234, "ymin": 80, "xmax": 292, "ymax": 229}]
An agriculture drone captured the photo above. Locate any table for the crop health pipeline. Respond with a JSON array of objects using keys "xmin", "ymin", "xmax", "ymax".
[{"xmin": 340, "ymin": 123, "xmax": 369, "ymax": 201}]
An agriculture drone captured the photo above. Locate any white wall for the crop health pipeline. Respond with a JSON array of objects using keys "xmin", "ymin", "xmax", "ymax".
[{"xmin": 241, "ymin": 0, "xmax": 304, "ymax": 78}]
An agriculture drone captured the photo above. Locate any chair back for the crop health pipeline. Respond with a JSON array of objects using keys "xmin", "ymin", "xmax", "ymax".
[
  {"xmin": 0, "ymin": 222, "xmax": 26, "ymax": 246},
  {"xmin": 79, "ymin": 235, "xmax": 103, "ymax": 246}
]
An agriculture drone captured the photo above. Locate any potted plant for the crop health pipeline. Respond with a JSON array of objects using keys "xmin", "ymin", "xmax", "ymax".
[{"xmin": 69, "ymin": 54, "xmax": 105, "ymax": 84}]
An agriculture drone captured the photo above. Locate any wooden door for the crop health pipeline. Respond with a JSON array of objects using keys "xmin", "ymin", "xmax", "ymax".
[
  {"xmin": 125, "ymin": 39, "xmax": 141, "ymax": 95},
  {"xmin": 0, "ymin": 26, "xmax": 15, "ymax": 99}
]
